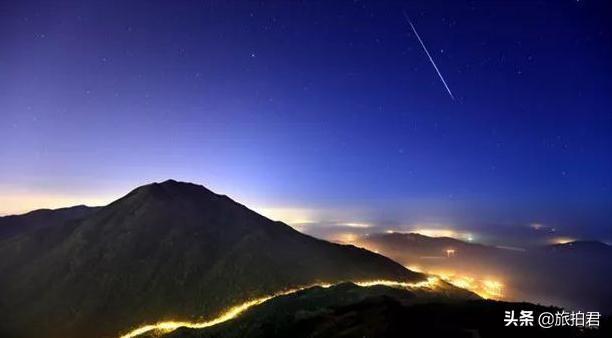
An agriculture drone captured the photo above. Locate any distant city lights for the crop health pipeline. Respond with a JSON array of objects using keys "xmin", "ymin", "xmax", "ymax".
[
  {"xmin": 550, "ymin": 237, "xmax": 576, "ymax": 245},
  {"xmin": 337, "ymin": 222, "xmax": 372, "ymax": 228}
]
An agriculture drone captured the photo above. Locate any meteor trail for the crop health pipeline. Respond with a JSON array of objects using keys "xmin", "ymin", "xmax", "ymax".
[{"xmin": 403, "ymin": 12, "xmax": 455, "ymax": 100}]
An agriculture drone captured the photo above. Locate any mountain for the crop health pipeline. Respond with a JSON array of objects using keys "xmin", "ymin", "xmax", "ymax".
[
  {"xmin": 160, "ymin": 282, "xmax": 609, "ymax": 338},
  {"xmin": 0, "ymin": 180, "xmax": 422, "ymax": 338},
  {"xmin": 548, "ymin": 240, "xmax": 612, "ymax": 254},
  {"xmin": 0, "ymin": 204, "xmax": 99, "ymax": 240},
  {"xmin": 360, "ymin": 232, "xmax": 501, "ymax": 258}
]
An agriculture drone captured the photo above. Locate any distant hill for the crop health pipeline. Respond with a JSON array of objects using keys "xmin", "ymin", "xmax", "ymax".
[
  {"xmin": 547, "ymin": 240, "xmax": 612, "ymax": 254},
  {"xmin": 0, "ymin": 180, "xmax": 422, "ymax": 338},
  {"xmin": 0, "ymin": 204, "xmax": 99, "ymax": 240},
  {"xmin": 161, "ymin": 282, "xmax": 609, "ymax": 338},
  {"xmin": 361, "ymin": 232, "xmax": 500, "ymax": 258},
  {"xmin": 358, "ymin": 232, "xmax": 612, "ymax": 314}
]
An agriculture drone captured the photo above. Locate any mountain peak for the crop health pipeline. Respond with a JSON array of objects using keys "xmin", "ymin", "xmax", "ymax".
[
  {"xmin": 161, "ymin": 178, "xmax": 179, "ymax": 184},
  {"xmin": 144, "ymin": 179, "xmax": 205, "ymax": 190},
  {"xmin": 128, "ymin": 179, "xmax": 219, "ymax": 199},
  {"xmin": 102, "ymin": 179, "xmax": 232, "ymax": 216}
]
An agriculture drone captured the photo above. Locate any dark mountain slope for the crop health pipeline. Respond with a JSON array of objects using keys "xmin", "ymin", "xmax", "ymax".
[{"xmin": 0, "ymin": 180, "xmax": 421, "ymax": 338}]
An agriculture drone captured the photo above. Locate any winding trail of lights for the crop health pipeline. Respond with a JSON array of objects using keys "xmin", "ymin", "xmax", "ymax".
[{"xmin": 118, "ymin": 277, "xmax": 439, "ymax": 338}]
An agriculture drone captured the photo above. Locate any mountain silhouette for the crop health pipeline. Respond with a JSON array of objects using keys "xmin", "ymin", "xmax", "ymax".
[
  {"xmin": 548, "ymin": 240, "xmax": 612, "ymax": 254},
  {"xmin": 0, "ymin": 204, "xmax": 99, "ymax": 240},
  {"xmin": 0, "ymin": 180, "xmax": 422, "ymax": 338}
]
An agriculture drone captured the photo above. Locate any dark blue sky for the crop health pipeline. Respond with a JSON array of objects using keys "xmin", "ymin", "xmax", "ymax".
[{"xmin": 1, "ymin": 1, "xmax": 611, "ymax": 243}]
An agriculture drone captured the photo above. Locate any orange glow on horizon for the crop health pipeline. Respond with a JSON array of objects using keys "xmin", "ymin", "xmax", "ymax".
[
  {"xmin": 0, "ymin": 192, "xmax": 113, "ymax": 216},
  {"xmin": 337, "ymin": 222, "xmax": 371, "ymax": 228},
  {"xmin": 254, "ymin": 207, "xmax": 318, "ymax": 226}
]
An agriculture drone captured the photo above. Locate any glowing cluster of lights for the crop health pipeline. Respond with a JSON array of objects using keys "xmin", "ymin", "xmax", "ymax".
[
  {"xmin": 550, "ymin": 236, "xmax": 576, "ymax": 245},
  {"xmin": 403, "ymin": 265, "xmax": 504, "ymax": 300},
  {"xmin": 332, "ymin": 233, "xmax": 360, "ymax": 244},
  {"xmin": 430, "ymin": 270, "xmax": 503, "ymax": 299}
]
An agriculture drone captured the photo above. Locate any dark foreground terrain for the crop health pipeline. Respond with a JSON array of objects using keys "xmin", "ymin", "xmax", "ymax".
[{"xmin": 163, "ymin": 283, "xmax": 609, "ymax": 338}]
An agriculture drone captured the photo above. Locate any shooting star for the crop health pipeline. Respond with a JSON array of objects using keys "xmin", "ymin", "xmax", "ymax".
[{"xmin": 403, "ymin": 12, "xmax": 455, "ymax": 100}]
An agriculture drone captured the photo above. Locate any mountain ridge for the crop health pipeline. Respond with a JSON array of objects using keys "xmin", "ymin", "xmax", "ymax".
[
  {"xmin": 0, "ymin": 204, "xmax": 101, "ymax": 240},
  {"xmin": 0, "ymin": 180, "xmax": 423, "ymax": 338}
]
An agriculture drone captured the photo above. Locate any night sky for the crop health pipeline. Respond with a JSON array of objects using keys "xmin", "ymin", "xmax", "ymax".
[{"xmin": 1, "ymin": 1, "xmax": 611, "ymax": 244}]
